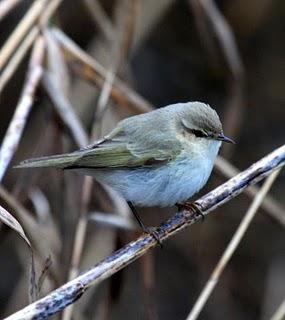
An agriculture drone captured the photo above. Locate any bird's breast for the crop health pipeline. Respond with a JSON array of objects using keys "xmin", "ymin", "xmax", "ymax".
[{"xmin": 90, "ymin": 142, "xmax": 220, "ymax": 207}]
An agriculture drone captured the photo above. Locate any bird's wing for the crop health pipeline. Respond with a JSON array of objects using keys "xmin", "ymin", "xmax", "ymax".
[
  {"xmin": 67, "ymin": 124, "xmax": 181, "ymax": 168},
  {"xmin": 16, "ymin": 124, "xmax": 182, "ymax": 169}
]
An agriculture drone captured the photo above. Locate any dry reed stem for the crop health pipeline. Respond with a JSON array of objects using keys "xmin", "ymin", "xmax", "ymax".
[
  {"xmin": 61, "ymin": 176, "xmax": 92, "ymax": 320},
  {"xmin": 42, "ymin": 28, "xmax": 89, "ymax": 151},
  {"xmin": 196, "ymin": 0, "xmax": 244, "ymax": 80},
  {"xmin": 43, "ymin": 72, "xmax": 89, "ymax": 148},
  {"xmin": 0, "ymin": 185, "xmax": 60, "ymax": 283},
  {"xmin": 0, "ymin": 0, "xmax": 24, "ymax": 21},
  {"xmin": 52, "ymin": 28, "xmax": 152, "ymax": 113},
  {"xmin": 112, "ymin": 0, "xmax": 140, "ymax": 67},
  {"xmin": 29, "ymin": 188, "xmax": 51, "ymax": 224},
  {"xmin": 215, "ymin": 156, "xmax": 285, "ymax": 226},
  {"xmin": 62, "ymin": 69, "xmax": 115, "ymax": 320},
  {"xmin": 186, "ymin": 168, "xmax": 281, "ymax": 320},
  {"xmin": 0, "ymin": 35, "xmax": 45, "ymax": 181},
  {"xmin": 0, "ymin": 0, "xmax": 63, "ymax": 95},
  {"xmin": 38, "ymin": 0, "xmax": 62, "ymax": 26},
  {"xmin": 0, "ymin": 0, "xmax": 48, "ymax": 70},
  {"xmin": 0, "ymin": 202, "xmax": 31, "ymax": 246},
  {"xmin": 83, "ymin": 0, "xmax": 114, "ymax": 42},
  {"xmin": 44, "ymin": 28, "xmax": 70, "ymax": 96},
  {"xmin": 4, "ymin": 144, "xmax": 285, "ymax": 320},
  {"xmin": 0, "ymin": 27, "xmax": 38, "ymax": 94}
]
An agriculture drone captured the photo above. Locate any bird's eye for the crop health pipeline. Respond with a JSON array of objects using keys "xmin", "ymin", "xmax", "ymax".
[
  {"xmin": 191, "ymin": 129, "xmax": 208, "ymax": 138},
  {"xmin": 180, "ymin": 120, "xmax": 208, "ymax": 138}
]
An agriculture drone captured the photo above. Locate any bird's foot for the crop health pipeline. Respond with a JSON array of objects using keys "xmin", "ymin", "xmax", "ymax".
[
  {"xmin": 143, "ymin": 226, "xmax": 163, "ymax": 248},
  {"xmin": 176, "ymin": 201, "xmax": 205, "ymax": 221}
]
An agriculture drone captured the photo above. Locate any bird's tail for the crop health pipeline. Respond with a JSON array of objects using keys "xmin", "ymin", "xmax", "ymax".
[{"xmin": 14, "ymin": 152, "xmax": 80, "ymax": 169}]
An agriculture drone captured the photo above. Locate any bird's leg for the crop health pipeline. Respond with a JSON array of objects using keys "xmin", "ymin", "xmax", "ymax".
[
  {"xmin": 176, "ymin": 201, "xmax": 205, "ymax": 221},
  {"xmin": 127, "ymin": 202, "xmax": 162, "ymax": 246}
]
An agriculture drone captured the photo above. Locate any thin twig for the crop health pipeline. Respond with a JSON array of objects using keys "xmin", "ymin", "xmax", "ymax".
[
  {"xmin": 0, "ymin": 0, "xmax": 24, "ymax": 21},
  {"xmin": 0, "ymin": 0, "xmax": 49, "ymax": 70},
  {"xmin": 0, "ymin": 35, "xmax": 45, "ymax": 182},
  {"xmin": 5, "ymin": 144, "xmax": 285, "ymax": 320},
  {"xmin": 186, "ymin": 168, "xmax": 281, "ymax": 320}
]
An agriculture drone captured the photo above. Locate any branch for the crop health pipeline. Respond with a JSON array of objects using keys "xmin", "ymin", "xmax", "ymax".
[
  {"xmin": 0, "ymin": 0, "xmax": 24, "ymax": 21},
  {"xmin": 83, "ymin": 0, "xmax": 114, "ymax": 42},
  {"xmin": 0, "ymin": 0, "xmax": 63, "ymax": 94},
  {"xmin": 0, "ymin": 35, "xmax": 45, "ymax": 182},
  {"xmin": 0, "ymin": 1, "xmax": 63, "ymax": 181},
  {"xmin": 5, "ymin": 144, "xmax": 285, "ymax": 319},
  {"xmin": 186, "ymin": 168, "xmax": 281, "ymax": 320},
  {"xmin": 0, "ymin": 27, "xmax": 38, "ymax": 94},
  {"xmin": 215, "ymin": 156, "xmax": 285, "ymax": 226},
  {"xmin": 0, "ymin": 0, "xmax": 48, "ymax": 70},
  {"xmin": 52, "ymin": 28, "xmax": 152, "ymax": 114}
]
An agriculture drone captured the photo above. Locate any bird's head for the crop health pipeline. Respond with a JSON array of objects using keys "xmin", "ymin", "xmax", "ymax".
[{"xmin": 179, "ymin": 102, "xmax": 235, "ymax": 145}]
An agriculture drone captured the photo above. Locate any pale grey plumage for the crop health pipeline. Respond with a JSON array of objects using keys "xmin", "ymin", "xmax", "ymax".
[{"xmin": 16, "ymin": 102, "xmax": 232, "ymax": 206}]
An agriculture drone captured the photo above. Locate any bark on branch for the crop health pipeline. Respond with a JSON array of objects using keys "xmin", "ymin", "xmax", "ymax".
[{"xmin": 5, "ymin": 144, "xmax": 285, "ymax": 320}]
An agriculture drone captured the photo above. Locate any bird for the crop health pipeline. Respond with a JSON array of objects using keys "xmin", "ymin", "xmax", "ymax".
[{"xmin": 16, "ymin": 102, "xmax": 234, "ymax": 236}]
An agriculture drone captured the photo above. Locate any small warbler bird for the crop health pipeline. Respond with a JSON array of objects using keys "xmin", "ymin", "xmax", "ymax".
[{"xmin": 16, "ymin": 102, "xmax": 233, "ymax": 234}]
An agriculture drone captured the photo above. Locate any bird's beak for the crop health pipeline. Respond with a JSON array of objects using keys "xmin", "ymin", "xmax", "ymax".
[{"xmin": 216, "ymin": 133, "xmax": 235, "ymax": 144}]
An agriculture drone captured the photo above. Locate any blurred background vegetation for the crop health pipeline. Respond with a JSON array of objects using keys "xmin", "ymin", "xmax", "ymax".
[{"xmin": 0, "ymin": 0, "xmax": 284, "ymax": 319}]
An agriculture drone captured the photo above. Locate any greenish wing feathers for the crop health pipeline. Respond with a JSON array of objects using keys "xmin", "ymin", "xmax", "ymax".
[
  {"xmin": 15, "ymin": 152, "xmax": 81, "ymax": 169},
  {"xmin": 16, "ymin": 118, "xmax": 182, "ymax": 169},
  {"xmin": 15, "ymin": 140, "xmax": 173, "ymax": 169},
  {"xmin": 69, "ymin": 142, "xmax": 173, "ymax": 168},
  {"xmin": 70, "ymin": 143, "xmax": 144, "ymax": 168}
]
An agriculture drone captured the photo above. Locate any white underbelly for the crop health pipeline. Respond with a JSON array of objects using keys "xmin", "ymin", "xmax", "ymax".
[{"xmin": 86, "ymin": 151, "xmax": 217, "ymax": 207}]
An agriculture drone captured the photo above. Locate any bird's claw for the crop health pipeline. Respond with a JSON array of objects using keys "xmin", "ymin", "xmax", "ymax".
[
  {"xmin": 143, "ymin": 226, "xmax": 163, "ymax": 248},
  {"xmin": 176, "ymin": 202, "xmax": 205, "ymax": 221}
]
